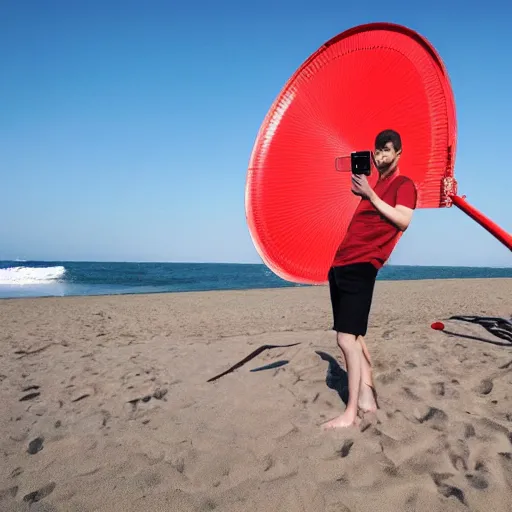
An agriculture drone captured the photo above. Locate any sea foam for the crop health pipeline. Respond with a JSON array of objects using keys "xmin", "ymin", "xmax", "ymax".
[{"xmin": 0, "ymin": 266, "xmax": 66, "ymax": 285}]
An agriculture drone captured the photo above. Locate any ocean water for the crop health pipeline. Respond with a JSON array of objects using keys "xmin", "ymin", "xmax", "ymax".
[{"xmin": 0, "ymin": 261, "xmax": 511, "ymax": 299}]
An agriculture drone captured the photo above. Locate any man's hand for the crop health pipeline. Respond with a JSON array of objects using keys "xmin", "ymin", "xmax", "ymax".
[{"xmin": 351, "ymin": 173, "xmax": 375, "ymax": 200}]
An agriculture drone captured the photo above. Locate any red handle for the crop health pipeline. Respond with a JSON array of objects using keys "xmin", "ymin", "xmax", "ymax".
[{"xmin": 450, "ymin": 195, "xmax": 512, "ymax": 251}]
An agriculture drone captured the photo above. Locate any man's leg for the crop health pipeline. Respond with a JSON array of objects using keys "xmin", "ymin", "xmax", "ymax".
[
  {"xmin": 357, "ymin": 336, "xmax": 378, "ymax": 412},
  {"xmin": 322, "ymin": 332, "xmax": 362, "ymax": 429}
]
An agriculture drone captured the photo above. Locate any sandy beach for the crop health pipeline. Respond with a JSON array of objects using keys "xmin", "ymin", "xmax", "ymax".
[{"xmin": 1, "ymin": 278, "xmax": 511, "ymax": 511}]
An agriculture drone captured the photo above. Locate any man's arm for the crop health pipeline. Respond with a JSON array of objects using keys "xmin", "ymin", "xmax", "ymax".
[
  {"xmin": 368, "ymin": 194, "xmax": 414, "ymax": 231},
  {"xmin": 368, "ymin": 178, "xmax": 417, "ymax": 231},
  {"xmin": 351, "ymin": 174, "xmax": 417, "ymax": 231}
]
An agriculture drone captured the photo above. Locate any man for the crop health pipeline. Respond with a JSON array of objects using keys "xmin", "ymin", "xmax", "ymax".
[{"xmin": 322, "ymin": 129, "xmax": 417, "ymax": 429}]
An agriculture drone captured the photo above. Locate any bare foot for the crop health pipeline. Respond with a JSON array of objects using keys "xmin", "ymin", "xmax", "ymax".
[
  {"xmin": 321, "ymin": 412, "xmax": 360, "ymax": 430},
  {"xmin": 358, "ymin": 383, "xmax": 378, "ymax": 413}
]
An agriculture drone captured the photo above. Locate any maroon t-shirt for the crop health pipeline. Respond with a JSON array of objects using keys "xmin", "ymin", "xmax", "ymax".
[{"xmin": 332, "ymin": 171, "xmax": 417, "ymax": 270}]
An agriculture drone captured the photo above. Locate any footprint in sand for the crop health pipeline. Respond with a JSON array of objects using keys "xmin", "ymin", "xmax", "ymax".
[
  {"xmin": 443, "ymin": 439, "xmax": 490, "ymax": 494},
  {"xmin": 474, "ymin": 379, "xmax": 493, "ymax": 395},
  {"xmin": 402, "ymin": 387, "xmax": 420, "ymax": 401},
  {"xmin": 431, "ymin": 382, "xmax": 445, "ymax": 397},
  {"xmin": 382, "ymin": 329, "xmax": 395, "ymax": 340},
  {"xmin": 336, "ymin": 440, "xmax": 354, "ymax": 458},
  {"xmin": 447, "ymin": 439, "xmax": 470, "ymax": 472},
  {"xmin": 172, "ymin": 457, "xmax": 186, "ymax": 474},
  {"xmin": 414, "ymin": 406, "xmax": 448, "ymax": 429},
  {"xmin": 376, "ymin": 369, "xmax": 401, "ymax": 385},
  {"xmin": 10, "ymin": 467, "xmax": 23, "ymax": 478},
  {"xmin": 466, "ymin": 472, "xmax": 488, "ymax": 490},
  {"xmin": 464, "ymin": 423, "xmax": 476, "ymax": 439},
  {"xmin": 0, "ymin": 486, "xmax": 18, "ymax": 501},
  {"xmin": 23, "ymin": 482, "xmax": 56, "ymax": 505},
  {"xmin": 431, "ymin": 473, "xmax": 466, "ymax": 505},
  {"xmin": 262, "ymin": 455, "xmax": 274, "ymax": 472},
  {"xmin": 498, "ymin": 452, "xmax": 512, "ymax": 488}
]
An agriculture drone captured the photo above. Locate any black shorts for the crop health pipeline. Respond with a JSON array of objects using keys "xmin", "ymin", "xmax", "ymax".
[{"xmin": 328, "ymin": 262, "xmax": 378, "ymax": 337}]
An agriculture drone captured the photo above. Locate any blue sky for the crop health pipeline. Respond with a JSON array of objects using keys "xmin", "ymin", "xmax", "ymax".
[{"xmin": 1, "ymin": 0, "xmax": 511, "ymax": 267}]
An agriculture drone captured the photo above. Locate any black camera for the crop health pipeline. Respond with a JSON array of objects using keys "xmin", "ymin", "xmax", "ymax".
[{"xmin": 350, "ymin": 151, "xmax": 374, "ymax": 176}]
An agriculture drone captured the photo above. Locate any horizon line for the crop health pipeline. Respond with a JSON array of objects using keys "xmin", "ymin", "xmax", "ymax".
[{"xmin": 0, "ymin": 259, "xmax": 511, "ymax": 270}]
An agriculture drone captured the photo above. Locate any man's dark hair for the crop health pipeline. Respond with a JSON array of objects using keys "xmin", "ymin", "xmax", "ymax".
[{"xmin": 375, "ymin": 129, "xmax": 402, "ymax": 152}]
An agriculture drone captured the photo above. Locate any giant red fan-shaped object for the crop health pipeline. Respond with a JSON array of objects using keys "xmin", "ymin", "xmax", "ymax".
[{"xmin": 245, "ymin": 23, "xmax": 458, "ymax": 284}]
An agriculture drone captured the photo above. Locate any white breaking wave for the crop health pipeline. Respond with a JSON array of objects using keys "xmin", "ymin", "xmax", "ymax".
[{"xmin": 0, "ymin": 266, "xmax": 66, "ymax": 285}]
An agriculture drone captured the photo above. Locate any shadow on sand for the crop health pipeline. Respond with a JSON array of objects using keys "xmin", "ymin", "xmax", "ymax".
[
  {"xmin": 443, "ymin": 315, "xmax": 512, "ymax": 347},
  {"xmin": 250, "ymin": 360, "xmax": 289, "ymax": 372},
  {"xmin": 207, "ymin": 343, "xmax": 301, "ymax": 382},
  {"xmin": 315, "ymin": 350, "xmax": 349, "ymax": 405}
]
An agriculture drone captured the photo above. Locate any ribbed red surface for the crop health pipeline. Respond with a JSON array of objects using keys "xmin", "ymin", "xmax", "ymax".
[{"xmin": 246, "ymin": 23, "xmax": 457, "ymax": 284}]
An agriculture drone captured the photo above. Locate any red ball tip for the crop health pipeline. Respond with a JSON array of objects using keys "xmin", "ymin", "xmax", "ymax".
[{"xmin": 431, "ymin": 321, "xmax": 445, "ymax": 331}]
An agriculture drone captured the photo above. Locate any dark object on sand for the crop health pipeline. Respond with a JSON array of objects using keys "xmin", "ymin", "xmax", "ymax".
[
  {"xmin": 450, "ymin": 316, "xmax": 512, "ymax": 343},
  {"xmin": 71, "ymin": 393, "xmax": 90, "ymax": 403},
  {"xmin": 207, "ymin": 343, "xmax": 300, "ymax": 382},
  {"xmin": 19, "ymin": 392, "xmax": 40, "ymax": 402},
  {"xmin": 27, "ymin": 437, "xmax": 44, "ymax": 455},
  {"xmin": 22, "ymin": 385, "xmax": 40, "ymax": 392}
]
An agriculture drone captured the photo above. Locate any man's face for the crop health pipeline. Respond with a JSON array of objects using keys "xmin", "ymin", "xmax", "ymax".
[{"xmin": 374, "ymin": 142, "xmax": 401, "ymax": 173}]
